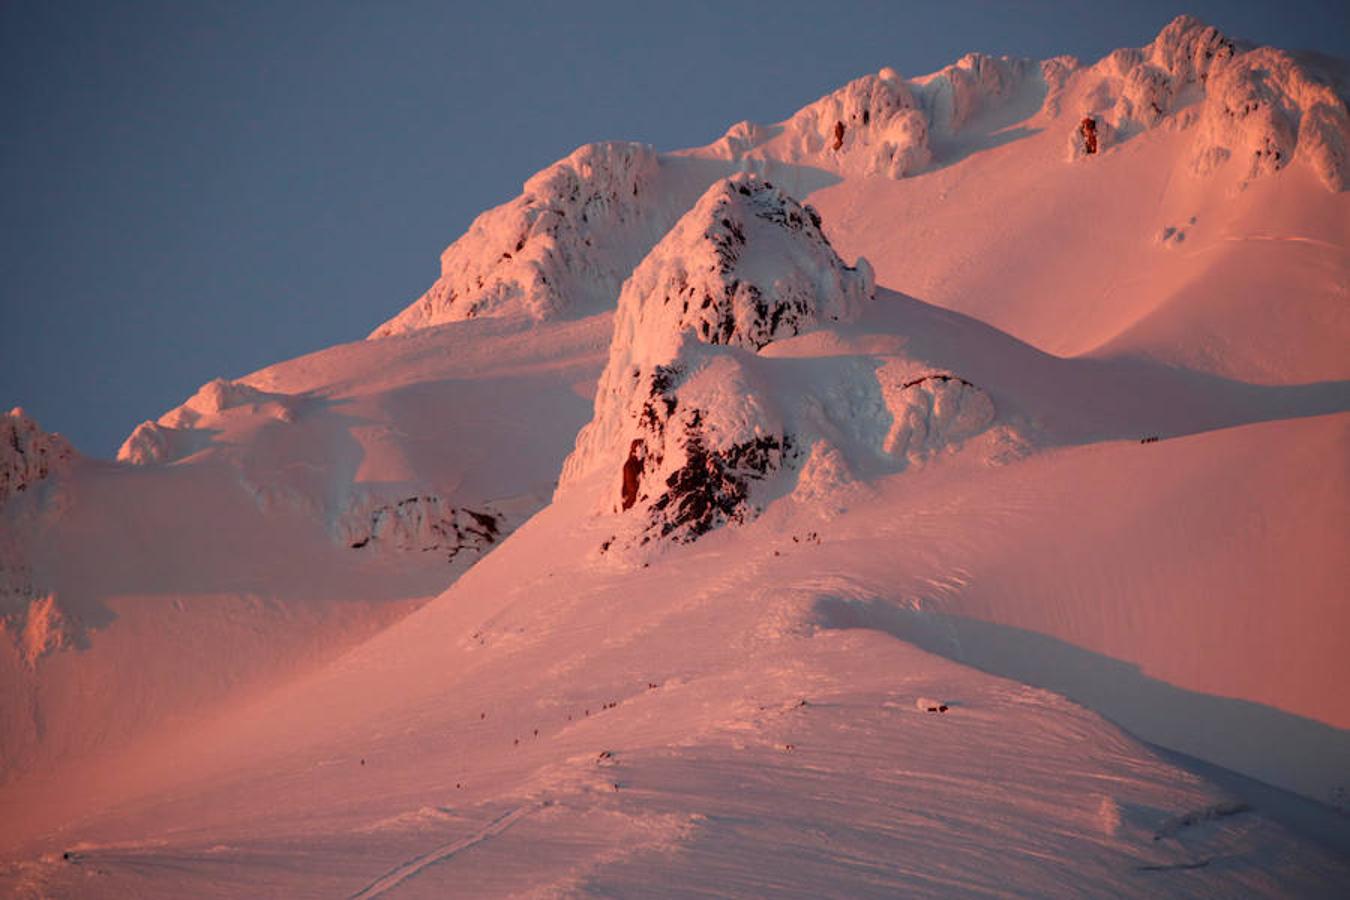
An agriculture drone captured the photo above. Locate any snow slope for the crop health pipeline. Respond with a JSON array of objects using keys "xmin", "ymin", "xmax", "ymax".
[
  {"xmin": 2, "ymin": 13, "xmax": 1348, "ymax": 897},
  {"xmin": 2, "ymin": 428, "xmax": 1346, "ymax": 896},
  {"xmin": 1, "ymin": 313, "xmax": 609, "ymax": 785}
]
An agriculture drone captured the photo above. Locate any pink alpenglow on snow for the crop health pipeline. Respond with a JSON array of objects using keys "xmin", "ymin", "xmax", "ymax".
[{"xmin": 1, "ymin": 14, "xmax": 1348, "ymax": 899}]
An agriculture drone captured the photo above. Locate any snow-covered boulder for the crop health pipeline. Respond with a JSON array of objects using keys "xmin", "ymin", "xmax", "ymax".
[
  {"xmin": 1, "ymin": 409, "xmax": 74, "ymax": 505},
  {"xmin": 562, "ymin": 174, "xmax": 874, "ymax": 549},
  {"xmin": 372, "ymin": 142, "xmax": 678, "ymax": 335}
]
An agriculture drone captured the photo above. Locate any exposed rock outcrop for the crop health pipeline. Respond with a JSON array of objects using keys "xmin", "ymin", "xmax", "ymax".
[
  {"xmin": 339, "ymin": 494, "xmax": 503, "ymax": 561},
  {"xmin": 1, "ymin": 409, "xmax": 74, "ymax": 504}
]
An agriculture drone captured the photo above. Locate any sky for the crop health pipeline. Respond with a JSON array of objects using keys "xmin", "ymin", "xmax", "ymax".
[{"xmin": 3, "ymin": 1, "xmax": 1348, "ymax": 457}]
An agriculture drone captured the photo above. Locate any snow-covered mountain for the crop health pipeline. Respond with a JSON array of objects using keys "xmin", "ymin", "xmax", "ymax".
[{"xmin": 2, "ymin": 16, "xmax": 1348, "ymax": 897}]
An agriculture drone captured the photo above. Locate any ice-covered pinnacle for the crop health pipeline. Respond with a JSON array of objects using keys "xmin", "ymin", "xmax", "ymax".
[
  {"xmin": 604, "ymin": 173, "xmax": 874, "ymax": 366},
  {"xmin": 371, "ymin": 142, "xmax": 666, "ymax": 336},
  {"xmin": 1, "ymin": 408, "xmax": 74, "ymax": 504},
  {"xmin": 561, "ymin": 175, "xmax": 874, "ymax": 546},
  {"xmin": 718, "ymin": 70, "xmax": 931, "ymax": 179}
]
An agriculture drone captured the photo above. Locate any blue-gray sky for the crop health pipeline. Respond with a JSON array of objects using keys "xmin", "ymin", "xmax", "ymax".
[{"xmin": 3, "ymin": 1, "xmax": 1347, "ymax": 457}]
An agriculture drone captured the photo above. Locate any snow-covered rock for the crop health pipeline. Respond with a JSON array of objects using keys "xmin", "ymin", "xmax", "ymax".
[
  {"xmin": 372, "ymin": 142, "xmax": 675, "ymax": 334},
  {"xmin": 1068, "ymin": 16, "xmax": 1349, "ymax": 189},
  {"xmin": 914, "ymin": 52, "xmax": 1041, "ymax": 136},
  {"xmin": 562, "ymin": 174, "xmax": 874, "ymax": 549},
  {"xmin": 118, "ymin": 378, "xmax": 296, "ymax": 464},
  {"xmin": 876, "ymin": 370, "xmax": 996, "ymax": 461},
  {"xmin": 718, "ymin": 54, "xmax": 1041, "ymax": 180},
  {"xmin": 337, "ymin": 493, "xmax": 503, "ymax": 561},
  {"xmin": 1, "ymin": 408, "xmax": 74, "ymax": 504}
]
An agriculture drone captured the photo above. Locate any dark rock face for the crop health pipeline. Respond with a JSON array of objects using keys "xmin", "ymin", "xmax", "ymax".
[
  {"xmin": 1079, "ymin": 116, "xmax": 1099, "ymax": 154},
  {"xmin": 2, "ymin": 410, "xmax": 73, "ymax": 506},
  {"xmin": 621, "ymin": 440, "xmax": 645, "ymax": 511},
  {"xmin": 648, "ymin": 428, "xmax": 793, "ymax": 544},
  {"xmin": 831, "ymin": 120, "xmax": 846, "ymax": 151}
]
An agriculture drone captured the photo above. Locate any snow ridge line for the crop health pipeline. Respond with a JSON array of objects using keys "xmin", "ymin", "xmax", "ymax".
[{"xmin": 348, "ymin": 802, "xmax": 540, "ymax": 899}]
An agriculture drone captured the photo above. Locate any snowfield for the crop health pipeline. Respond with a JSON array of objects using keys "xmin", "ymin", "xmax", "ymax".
[{"xmin": 2, "ymin": 15, "xmax": 1348, "ymax": 898}]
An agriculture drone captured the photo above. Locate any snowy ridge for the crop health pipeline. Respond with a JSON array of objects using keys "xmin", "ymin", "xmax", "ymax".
[
  {"xmin": 1066, "ymin": 16, "xmax": 1349, "ymax": 188},
  {"xmin": 1, "ymin": 409, "xmax": 73, "ymax": 504},
  {"xmin": 372, "ymin": 142, "xmax": 671, "ymax": 335},
  {"xmin": 118, "ymin": 378, "xmax": 298, "ymax": 465},
  {"xmin": 370, "ymin": 17, "xmax": 1345, "ymax": 343}
]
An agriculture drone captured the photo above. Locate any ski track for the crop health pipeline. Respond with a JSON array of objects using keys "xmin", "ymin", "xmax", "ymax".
[{"xmin": 348, "ymin": 802, "xmax": 539, "ymax": 899}]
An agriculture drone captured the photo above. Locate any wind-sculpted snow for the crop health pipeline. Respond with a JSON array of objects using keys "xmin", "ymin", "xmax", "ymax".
[
  {"xmin": 877, "ymin": 370, "xmax": 995, "ymax": 461},
  {"xmin": 714, "ymin": 56, "xmax": 1040, "ymax": 180},
  {"xmin": 118, "ymin": 377, "xmax": 297, "ymax": 464},
  {"xmin": 564, "ymin": 175, "xmax": 992, "ymax": 554},
  {"xmin": 372, "ymin": 142, "xmax": 673, "ymax": 334},
  {"xmin": 1, "ymin": 409, "xmax": 73, "ymax": 504},
  {"xmin": 1066, "ymin": 16, "xmax": 1349, "ymax": 189}
]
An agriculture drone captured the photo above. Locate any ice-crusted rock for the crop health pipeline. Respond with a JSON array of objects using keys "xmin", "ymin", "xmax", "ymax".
[
  {"xmin": 338, "ymin": 494, "xmax": 503, "ymax": 561},
  {"xmin": 1069, "ymin": 16, "xmax": 1349, "ymax": 189},
  {"xmin": 1, "ymin": 409, "xmax": 74, "ymax": 504},
  {"xmin": 562, "ymin": 174, "xmax": 874, "ymax": 548},
  {"xmin": 372, "ymin": 142, "xmax": 678, "ymax": 335},
  {"xmin": 717, "ymin": 55, "xmax": 1040, "ymax": 180},
  {"xmin": 876, "ymin": 370, "xmax": 995, "ymax": 461}
]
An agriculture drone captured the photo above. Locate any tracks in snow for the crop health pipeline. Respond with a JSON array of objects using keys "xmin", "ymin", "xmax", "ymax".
[{"xmin": 349, "ymin": 802, "xmax": 540, "ymax": 899}]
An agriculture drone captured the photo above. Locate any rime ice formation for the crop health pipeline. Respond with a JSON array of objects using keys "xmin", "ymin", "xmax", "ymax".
[
  {"xmin": 876, "ymin": 370, "xmax": 996, "ymax": 461},
  {"xmin": 562, "ymin": 174, "xmax": 876, "ymax": 548},
  {"xmin": 1066, "ymin": 16, "xmax": 1349, "ymax": 188},
  {"xmin": 119, "ymin": 377, "xmax": 296, "ymax": 464},
  {"xmin": 1, "ymin": 409, "xmax": 73, "ymax": 504},
  {"xmin": 370, "ymin": 18, "xmax": 1347, "ymax": 344},
  {"xmin": 716, "ymin": 54, "xmax": 1040, "ymax": 180},
  {"xmin": 372, "ymin": 142, "xmax": 672, "ymax": 335},
  {"xmin": 338, "ymin": 494, "xmax": 502, "ymax": 560}
]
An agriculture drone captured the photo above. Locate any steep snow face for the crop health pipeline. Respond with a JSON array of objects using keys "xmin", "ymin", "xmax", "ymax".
[
  {"xmin": 372, "ymin": 142, "xmax": 673, "ymax": 335},
  {"xmin": 1, "ymin": 409, "xmax": 73, "ymax": 504},
  {"xmin": 563, "ymin": 175, "xmax": 899, "ymax": 551},
  {"xmin": 1066, "ymin": 16, "xmax": 1349, "ymax": 189}
]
